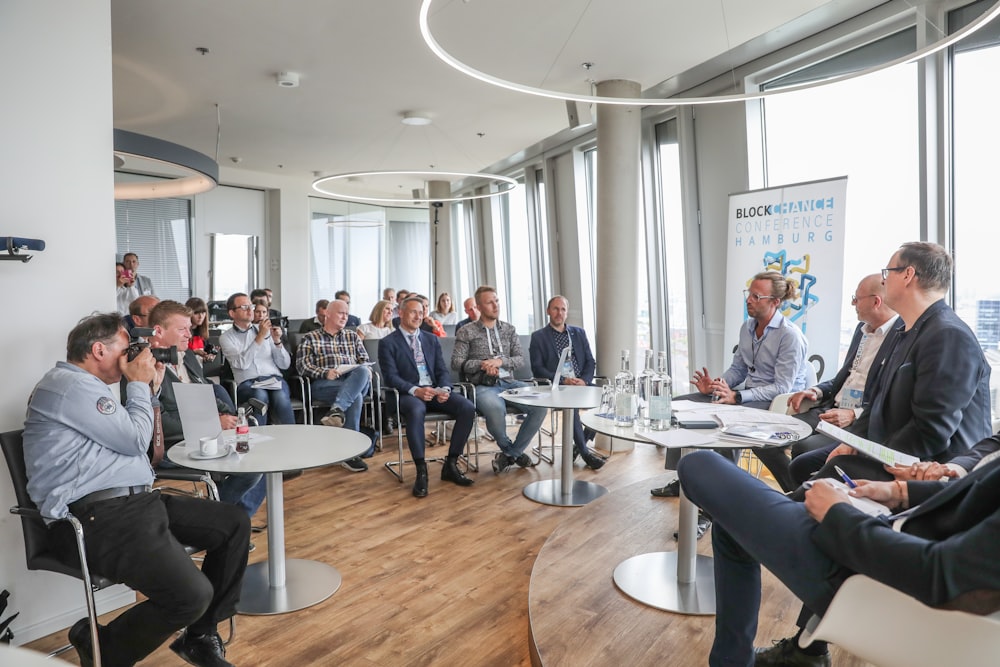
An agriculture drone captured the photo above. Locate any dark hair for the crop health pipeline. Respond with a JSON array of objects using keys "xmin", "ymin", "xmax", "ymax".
[
  {"xmin": 400, "ymin": 295, "xmax": 424, "ymax": 312},
  {"xmin": 185, "ymin": 297, "xmax": 210, "ymax": 339},
  {"xmin": 115, "ymin": 261, "xmax": 125, "ymax": 270},
  {"xmin": 474, "ymin": 285, "xmax": 497, "ymax": 303},
  {"xmin": 149, "ymin": 300, "xmax": 192, "ymax": 328},
  {"xmin": 546, "ymin": 295, "xmax": 569, "ymax": 310},
  {"xmin": 67, "ymin": 313, "xmax": 124, "ymax": 363},
  {"xmin": 335, "ymin": 290, "xmax": 350, "ymax": 301},
  {"xmin": 435, "ymin": 292, "xmax": 455, "ymax": 314},
  {"xmin": 252, "ymin": 296, "xmax": 268, "ymax": 307},
  {"xmin": 128, "ymin": 295, "xmax": 157, "ymax": 318},
  {"xmin": 226, "ymin": 292, "xmax": 248, "ymax": 312},
  {"xmin": 249, "ymin": 288, "xmax": 268, "ymax": 301},
  {"xmin": 897, "ymin": 242, "xmax": 952, "ymax": 292},
  {"xmin": 123, "ymin": 252, "xmax": 138, "ymax": 261},
  {"xmin": 315, "ymin": 299, "xmax": 330, "ymax": 312},
  {"xmin": 751, "ymin": 271, "xmax": 799, "ymax": 302}
]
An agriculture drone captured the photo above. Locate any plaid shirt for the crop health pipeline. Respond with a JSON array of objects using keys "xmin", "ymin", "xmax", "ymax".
[{"xmin": 296, "ymin": 327, "xmax": 369, "ymax": 379}]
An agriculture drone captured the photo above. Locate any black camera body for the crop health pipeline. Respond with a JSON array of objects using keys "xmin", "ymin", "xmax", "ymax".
[{"xmin": 127, "ymin": 327, "xmax": 178, "ymax": 364}]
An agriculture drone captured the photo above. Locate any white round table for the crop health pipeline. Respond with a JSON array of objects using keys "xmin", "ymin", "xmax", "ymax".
[
  {"xmin": 502, "ymin": 385, "xmax": 606, "ymax": 506},
  {"xmin": 168, "ymin": 424, "xmax": 370, "ymax": 615},
  {"xmin": 0, "ymin": 645, "xmax": 72, "ymax": 666},
  {"xmin": 581, "ymin": 408, "xmax": 810, "ymax": 616}
]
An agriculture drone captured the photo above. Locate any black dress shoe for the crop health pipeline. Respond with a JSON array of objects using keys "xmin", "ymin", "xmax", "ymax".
[
  {"xmin": 169, "ymin": 630, "xmax": 234, "ymax": 667},
  {"xmin": 413, "ymin": 462, "xmax": 429, "ymax": 497},
  {"xmin": 580, "ymin": 450, "xmax": 605, "ymax": 470},
  {"xmin": 441, "ymin": 459, "xmax": 474, "ymax": 486},
  {"xmin": 651, "ymin": 479, "xmax": 680, "ymax": 497},
  {"xmin": 754, "ymin": 637, "xmax": 831, "ymax": 666},
  {"xmin": 673, "ymin": 511, "xmax": 712, "ymax": 540},
  {"xmin": 68, "ymin": 617, "xmax": 95, "ymax": 667}
]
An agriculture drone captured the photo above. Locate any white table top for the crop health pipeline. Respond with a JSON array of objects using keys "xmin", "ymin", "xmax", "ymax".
[
  {"xmin": 0, "ymin": 645, "xmax": 71, "ymax": 666},
  {"xmin": 500, "ymin": 385, "xmax": 604, "ymax": 410},
  {"xmin": 167, "ymin": 424, "xmax": 370, "ymax": 474}
]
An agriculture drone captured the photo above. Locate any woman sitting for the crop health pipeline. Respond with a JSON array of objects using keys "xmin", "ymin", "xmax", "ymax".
[
  {"xmin": 358, "ymin": 299, "xmax": 395, "ymax": 339},
  {"xmin": 184, "ymin": 297, "xmax": 217, "ymax": 363},
  {"xmin": 430, "ymin": 292, "xmax": 459, "ymax": 325}
]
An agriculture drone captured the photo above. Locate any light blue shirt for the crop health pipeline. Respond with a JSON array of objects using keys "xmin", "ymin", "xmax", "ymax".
[
  {"xmin": 219, "ymin": 324, "xmax": 291, "ymax": 384},
  {"xmin": 723, "ymin": 310, "xmax": 808, "ymax": 404},
  {"xmin": 23, "ymin": 362, "xmax": 156, "ymax": 520}
]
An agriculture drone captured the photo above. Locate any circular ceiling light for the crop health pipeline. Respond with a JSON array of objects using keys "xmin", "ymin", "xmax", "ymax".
[
  {"xmin": 113, "ymin": 129, "xmax": 219, "ymax": 200},
  {"xmin": 313, "ymin": 170, "xmax": 517, "ymax": 204},
  {"xmin": 419, "ymin": 0, "xmax": 1000, "ymax": 106},
  {"xmin": 401, "ymin": 112, "xmax": 432, "ymax": 126}
]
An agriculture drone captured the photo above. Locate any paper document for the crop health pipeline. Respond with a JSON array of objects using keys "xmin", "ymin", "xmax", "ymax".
[
  {"xmin": 336, "ymin": 362, "xmax": 375, "ymax": 374},
  {"xmin": 717, "ymin": 424, "xmax": 803, "ymax": 446},
  {"xmin": 816, "ymin": 421, "xmax": 919, "ymax": 467},
  {"xmin": 804, "ymin": 479, "xmax": 891, "ymax": 517},
  {"xmin": 715, "ymin": 408, "xmax": 804, "ymax": 427},
  {"xmin": 251, "ymin": 377, "xmax": 283, "ymax": 390}
]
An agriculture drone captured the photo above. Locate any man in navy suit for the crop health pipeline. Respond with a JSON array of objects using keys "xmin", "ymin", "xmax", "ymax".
[
  {"xmin": 529, "ymin": 295, "xmax": 604, "ymax": 470},
  {"xmin": 679, "ymin": 444, "xmax": 1000, "ymax": 666},
  {"xmin": 378, "ymin": 296, "xmax": 476, "ymax": 497}
]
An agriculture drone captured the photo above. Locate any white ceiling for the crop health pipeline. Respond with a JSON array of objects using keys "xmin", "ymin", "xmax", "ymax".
[{"xmin": 110, "ymin": 0, "xmax": 888, "ymax": 192}]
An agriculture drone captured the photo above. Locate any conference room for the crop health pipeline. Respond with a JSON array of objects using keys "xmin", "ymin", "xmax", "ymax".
[{"xmin": 3, "ymin": 1, "xmax": 1000, "ymax": 665}]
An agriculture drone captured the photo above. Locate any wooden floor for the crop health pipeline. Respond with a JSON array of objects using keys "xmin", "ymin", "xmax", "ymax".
[{"xmin": 25, "ymin": 425, "xmax": 870, "ymax": 666}]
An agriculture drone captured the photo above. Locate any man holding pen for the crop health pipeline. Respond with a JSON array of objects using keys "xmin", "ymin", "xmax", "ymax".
[{"xmin": 378, "ymin": 296, "xmax": 476, "ymax": 497}]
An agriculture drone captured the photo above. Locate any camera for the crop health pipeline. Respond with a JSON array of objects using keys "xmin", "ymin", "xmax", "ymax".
[{"xmin": 127, "ymin": 327, "xmax": 178, "ymax": 364}]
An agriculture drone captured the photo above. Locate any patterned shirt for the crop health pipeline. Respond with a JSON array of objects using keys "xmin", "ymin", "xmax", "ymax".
[{"xmin": 296, "ymin": 327, "xmax": 368, "ymax": 379}]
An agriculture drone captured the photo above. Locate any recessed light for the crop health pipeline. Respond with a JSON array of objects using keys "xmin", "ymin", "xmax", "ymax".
[{"xmin": 401, "ymin": 112, "xmax": 432, "ymax": 126}]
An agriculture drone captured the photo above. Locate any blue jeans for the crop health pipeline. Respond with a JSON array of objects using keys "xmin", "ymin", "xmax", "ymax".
[
  {"xmin": 678, "ymin": 451, "xmax": 851, "ymax": 667},
  {"xmin": 237, "ymin": 377, "xmax": 295, "ymax": 425},
  {"xmin": 235, "ymin": 476, "xmax": 268, "ymax": 517},
  {"xmin": 309, "ymin": 367, "xmax": 371, "ymax": 431},
  {"xmin": 474, "ymin": 378, "xmax": 547, "ymax": 456},
  {"xmin": 216, "ymin": 470, "xmax": 265, "ymax": 517}
]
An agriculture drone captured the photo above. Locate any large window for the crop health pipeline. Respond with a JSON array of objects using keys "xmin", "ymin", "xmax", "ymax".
[
  {"xmin": 500, "ymin": 179, "xmax": 534, "ymax": 331},
  {"xmin": 450, "ymin": 200, "xmax": 476, "ymax": 302},
  {"xmin": 763, "ymin": 49, "xmax": 919, "ymax": 360},
  {"xmin": 115, "ymin": 198, "xmax": 191, "ymax": 302},
  {"xmin": 656, "ymin": 119, "xmax": 689, "ymax": 383}
]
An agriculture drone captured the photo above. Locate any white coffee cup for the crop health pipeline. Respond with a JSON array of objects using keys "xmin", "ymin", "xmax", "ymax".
[{"xmin": 199, "ymin": 436, "xmax": 219, "ymax": 456}]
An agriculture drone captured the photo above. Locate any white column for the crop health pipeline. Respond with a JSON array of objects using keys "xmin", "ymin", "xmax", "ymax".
[
  {"xmin": 594, "ymin": 80, "xmax": 642, "ymax": 377},
  {"xmin": 428, "ymin": 180, "xmax": 454, "ymax": 300}
]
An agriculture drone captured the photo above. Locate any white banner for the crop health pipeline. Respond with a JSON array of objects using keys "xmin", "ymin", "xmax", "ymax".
[{"xmin": 725, "ymin": 177, "xmax": 848, "ymax": 382}]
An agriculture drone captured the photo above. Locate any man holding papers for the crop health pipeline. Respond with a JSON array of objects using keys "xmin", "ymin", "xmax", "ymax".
[
  {"xmin": 678, "ymin": 447, "xmax": 1000, "ymax": 667},
  {"xmin": 219, "ymin": 292, "xmax": 295, "ymax": 425},
  {"xmin": 529, "ymin": 295, "xmax": 604, "ymax": 470},
  {"xmin": 790, "ymin": 242, "xmax": 991, "ymax": 490},
  {"xmin": 296, "ymin": 298, "xmax": 371, "ymax": 472},
  {"xmin": 379, "ymin": 296, "xmax": 476, "ymax": 497}
]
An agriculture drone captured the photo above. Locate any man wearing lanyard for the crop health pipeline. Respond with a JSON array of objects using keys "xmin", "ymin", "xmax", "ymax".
[
  {"xmin": 529, "ymin": 295, "xmax": 604, "ymax": 470},
  {"xmin": 378, "ymin": 296, "xmax": 476, "ymax": 497},
  {"xmin": 451, "ymin": 285, "xmax": 547, "ymax": 474},
  {"xmin": 219, "ymin": 292, "xmax": 295, "ymax": 426}
]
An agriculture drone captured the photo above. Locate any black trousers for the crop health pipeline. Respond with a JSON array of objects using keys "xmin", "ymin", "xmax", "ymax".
[{"xmin": 51, "ymin": 490, "xmax": 250, "ymax": 667}]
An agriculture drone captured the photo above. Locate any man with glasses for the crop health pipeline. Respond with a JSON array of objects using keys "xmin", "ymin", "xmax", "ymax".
[
  {"xmin": 124, "ymin": 295, "xmax": 159, "ymax": 332},
  {"xmin": 653, "ymin": 270, "xmax": 809, "ymax": 497},
  {"xmin": 784, "ymin": 242, "xmax": 992, "ymax": 501},
  {"xmin": 779, "ymin": 274, "xmax": 900, "ymax": 481}
]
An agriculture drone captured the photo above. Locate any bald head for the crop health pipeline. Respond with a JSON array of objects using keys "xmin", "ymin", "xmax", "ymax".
[
  {"xmin": 854, "ymin": 273, "xmax": 896, "ymax": 328},
  {"xmin": 324, "ymin": 299, "xmax": 350, "ymax": 334},
  {"xmin": 129, "ymin": 295, "xmax": 160, "ymax": 328}
]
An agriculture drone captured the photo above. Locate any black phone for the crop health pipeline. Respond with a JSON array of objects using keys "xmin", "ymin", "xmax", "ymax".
[{"xmin": 677, "ymin": 419, "xmax": 718, "ymax": 429}]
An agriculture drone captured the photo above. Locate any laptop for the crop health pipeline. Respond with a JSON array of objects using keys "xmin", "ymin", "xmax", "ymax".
[{"xmin": 172, "ymin": 382, "xmax": 224, "ymax": 448}]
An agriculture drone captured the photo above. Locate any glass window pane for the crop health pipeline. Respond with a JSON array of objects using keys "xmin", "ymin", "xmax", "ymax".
[
  {"xmin": 115, "ymin": 198, "xmax": 191, "ymax": 303},
  {"xmin": 502, "ymin": 181, "xmax": 534, "ymax": 331},
  {"xmin": 657, "ymin": 123, "xmax": 689, "ymax": 384}
]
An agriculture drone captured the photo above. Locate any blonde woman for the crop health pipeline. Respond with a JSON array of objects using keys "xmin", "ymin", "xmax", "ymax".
[
  {"xmin": 430, "ymin": 292, "xmax": 458, "ymax": 325},
  {"xmin": 358, "ymin": 299, "xmax": 395, "ymax": 339}
]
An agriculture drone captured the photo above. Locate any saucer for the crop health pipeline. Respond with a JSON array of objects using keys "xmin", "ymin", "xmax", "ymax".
[{"xmin": 189, "ymin": 444, "xmax": 233, "ymax": 460}]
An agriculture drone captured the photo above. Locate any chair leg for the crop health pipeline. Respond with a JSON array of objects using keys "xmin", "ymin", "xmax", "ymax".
[{"xmin": 69, "ymin": 515, "xmax": 103, "ymax": 667}]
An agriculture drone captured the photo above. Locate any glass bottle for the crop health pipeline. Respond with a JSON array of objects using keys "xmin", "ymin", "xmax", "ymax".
[
  {"xmin": 235, "ymin": 407, "xmax": 250, "ymax": 453},
  {"xmin": 614, "ymin": 349, "xmax": 636, "ymax": 426},
  {"xmin": 637, "ymin": 349, "xmax": 655, "ymax": 428},
  {"xmin": 648, "ymin": 351, "xmax": 673, "ymax": 431}
]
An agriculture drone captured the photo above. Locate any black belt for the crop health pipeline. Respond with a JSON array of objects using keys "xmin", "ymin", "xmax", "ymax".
[{"xmin": 68, "ymin": 485, "xmax": 152, "ymax": 516}]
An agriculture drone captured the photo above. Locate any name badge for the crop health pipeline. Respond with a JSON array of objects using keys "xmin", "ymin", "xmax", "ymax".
[
  {"xmin": 416, "ymin": 362, "xmax": 433, "ymax": 386},
  {"xmin": 561, "ymin": 357, "xmax": 576, "ymax": 379},
  {"xmin": 840, "ymin": 388, "xmax": 863, "ymax": 410}
]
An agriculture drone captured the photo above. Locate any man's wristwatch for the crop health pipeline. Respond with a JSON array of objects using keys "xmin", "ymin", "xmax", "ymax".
[{"xmin": 733, "ymin": 392, "xmax": 743, "ymax": 405}]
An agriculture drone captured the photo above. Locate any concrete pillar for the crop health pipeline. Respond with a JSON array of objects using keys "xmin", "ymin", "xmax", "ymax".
[
  {"xmin": 594, "ymin": 80, "xmax": 642, "ymax": 377},
  {"xmin": 428, "ymin": 180, "xmax": 454, "ymax": 301}
]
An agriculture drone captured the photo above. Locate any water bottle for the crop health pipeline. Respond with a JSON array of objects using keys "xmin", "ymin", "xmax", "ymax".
[
  {"xmin": 235, "ymin": 407, "xmax": 250, "ymax": 453},
  {"xmin": 614, "ymin": 349, "xmax": 636, "ymax": 426},
  {"xmin": 648, "ymin": 352, "xmax": 673, "ymax": 431},
  {"xmin": 637, "ymin": 349, "xmax": 655, "ymax": 428}
]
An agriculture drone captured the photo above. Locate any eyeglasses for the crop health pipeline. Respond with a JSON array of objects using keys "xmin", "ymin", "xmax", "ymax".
[
  {"xmin": 743, "ymin": 290, "xmax": 776, "ymax": 303},
  {"xmin": 233, "ymin": 304, "xmax": 253, "ymax": 311},
  {"xmin": 881, "ymin": 266, "xmax": 909, "ymax": 280},
  {"xmin": 851, "ymin": 294, "xmax": 878, "ymax": 305}
]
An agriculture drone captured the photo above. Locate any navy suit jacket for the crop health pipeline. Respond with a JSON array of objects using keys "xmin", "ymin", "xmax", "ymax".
[
  {"xmin": 854, "ymin": 300, "xmax": 991, "ymax": 462},
  {"xmin": 529, "ymin": 325, "xmax": 596, "ymax": 385},
  {"xmin": 378, "ymin": 328, "xmax": 453, "ymax": 395}
]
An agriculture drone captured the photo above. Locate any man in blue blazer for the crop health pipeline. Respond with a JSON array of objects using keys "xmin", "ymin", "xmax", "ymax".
[
  {"xmin": 378, "ymin": 296, "xmax": 476, "ymax": 497},
  {"xmin": 529, "ymin": 295, "xmax": 604, "ymax": 470}
]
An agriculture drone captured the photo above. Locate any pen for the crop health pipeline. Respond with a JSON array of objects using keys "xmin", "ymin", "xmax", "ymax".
[{"xmin": 834, "ymin": 465, "xmax": 857, "ymax": 489}]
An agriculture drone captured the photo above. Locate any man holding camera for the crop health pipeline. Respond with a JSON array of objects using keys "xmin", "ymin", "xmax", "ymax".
[
  {"xmin": 23, "ymin": 312, "xmax": 248, "ymax": 667},
  {"xmin": 219, "ymin": 293, "xmax": 295, "ymax": 426},
  {"xmin": 148, "ymin": 300, "xmax": 266, "ymax": 516}
]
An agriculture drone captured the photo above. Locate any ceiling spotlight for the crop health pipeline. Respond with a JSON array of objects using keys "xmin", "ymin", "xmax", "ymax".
[
  {"xmin": 276, "ymin": 71, "xmax": 300, "ymax": 88},
  {"xmin": 401, "ymin": 112, "xmax": 432, "ymax": 126}
]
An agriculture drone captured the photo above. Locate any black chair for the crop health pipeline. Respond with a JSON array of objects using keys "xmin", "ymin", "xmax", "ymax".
[{"xmin": 1, "ymin": 429, "xmax": 109, "ymax": 666}]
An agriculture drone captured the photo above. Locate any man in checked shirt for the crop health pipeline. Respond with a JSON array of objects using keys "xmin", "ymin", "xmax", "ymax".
[{"xmin": 296, "ymin": 298, "xmax": 371, "ymax": 472}]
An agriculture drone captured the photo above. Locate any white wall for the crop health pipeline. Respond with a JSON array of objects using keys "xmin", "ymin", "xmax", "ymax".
[{"xmin": 0, "ymin": 0, "xmax": 136, "ymax": 644}]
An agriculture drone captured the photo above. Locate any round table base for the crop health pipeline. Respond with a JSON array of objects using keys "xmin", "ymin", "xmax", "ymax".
[
  {"xmin": 613, "ymin": 552, "xmax": 716, "ymax": 615},
  {"xmin": 522, "ymin": 479, "xmax": 608, "ymax": 507},
  {"xmin": 238, "ymin": 559, "xmax": 342, "ymax": 615}
]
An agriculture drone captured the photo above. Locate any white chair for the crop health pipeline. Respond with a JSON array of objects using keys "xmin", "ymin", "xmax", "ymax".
[{"xmin": 799, "ymin": 575, "xmax": 1000, "ymax": 667}]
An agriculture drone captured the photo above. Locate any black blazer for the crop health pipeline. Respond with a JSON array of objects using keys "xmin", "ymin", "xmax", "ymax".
[
  {"xmin": 857, "ymin": 300, "xmax": 991, "ymax": 462},
  {"xmin": 378, "ymin": 328, "xmax": 453, "ymax": 395},
  {"xmin": 528, "ymin": 325, "xmax": 596, "ymax": 385},
  {"xmin": 814, "ymin": 320, "xmax": 898, "ymax": 409},
  {"xmin": 814, "ymin": 454, "xmax": 1000, "ymax": 612}
]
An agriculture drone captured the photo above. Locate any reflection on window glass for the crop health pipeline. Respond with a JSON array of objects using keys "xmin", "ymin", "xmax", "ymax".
[
  {"xmin": 954, "ymin": 42, "xmax": 1000, "ymax": 419},
  {"xmin": 211, "ymin": 234, "xmax": 256, "ymax": 300},
  {"xmin": 501, "ymin": 181, "xmax": 534, "ymax": 331},
  {"xmin": 763, "ymin": 64, "xmax": 919, "ymax": 363},
  {"xmin": 657, "ymin": 122, "xmax": 689, "ymax": 384},
  {"xmin": 309, "ymin": 198, "xmax": 385, "ymax": 309},
  {"xmin": 115, "ymin": 198, "xmax": 192, "ymax": 302}
]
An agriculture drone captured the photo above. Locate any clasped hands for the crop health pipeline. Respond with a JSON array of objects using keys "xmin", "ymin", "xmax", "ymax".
[
  {"xmin": 480, "ymin": 358, "xmax": 504, "ymax": 377},
  {"xmin": 414, "ymin": 386, "xmax": 450, "ymax": 402}
]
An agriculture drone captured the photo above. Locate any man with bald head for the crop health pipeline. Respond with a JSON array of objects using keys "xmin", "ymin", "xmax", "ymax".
[
  {"xmin": 296, "ymin": 298, "xmax": 371, "ymax": 472},
  {"xmin": 454, "ymin": 297, "xmax": 479, "ymax": 334},
  {"xmin": 125, "ymin": 295, "xmax": 159, "ymax": 332}
]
